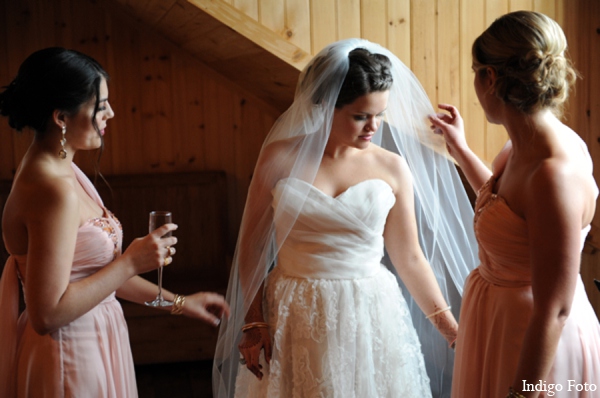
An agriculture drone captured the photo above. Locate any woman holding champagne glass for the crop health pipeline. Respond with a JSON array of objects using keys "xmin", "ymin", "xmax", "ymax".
[{"xmin": 0, "ymin": 47, "xmax": 230, "ymax": 397}]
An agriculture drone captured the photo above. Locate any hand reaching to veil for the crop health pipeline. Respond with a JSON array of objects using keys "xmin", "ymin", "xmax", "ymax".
[
  {"xmin": 428, "ymin": 103, "xmax": 468, "ymax": 159},
  {"xmin": 429, "ymin": 103, "xmax": 491, "ymax": 193}
]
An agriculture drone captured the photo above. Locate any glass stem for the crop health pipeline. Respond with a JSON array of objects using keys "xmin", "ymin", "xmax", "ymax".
[{"xmin": 157, "ymin": 265, "xmax": 164, "ymax": 300}]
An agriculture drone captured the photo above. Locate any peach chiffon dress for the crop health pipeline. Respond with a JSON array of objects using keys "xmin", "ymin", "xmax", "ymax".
[
  {"xmin": 0, "ymin": 164, "xmax": 137, "ymax": 397},
  {"xmin": 452, "ymin": 175, "xmax": 600, "ymax": 398}
]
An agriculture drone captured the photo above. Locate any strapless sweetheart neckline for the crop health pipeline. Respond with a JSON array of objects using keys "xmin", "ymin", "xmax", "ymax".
[
  {"xmin": 277, "ymin": 177, "xmax": 392, "ymax": 200},
  {"xmin": 478, "ymin": 176, "xmax": 525, "ymax": 223}
]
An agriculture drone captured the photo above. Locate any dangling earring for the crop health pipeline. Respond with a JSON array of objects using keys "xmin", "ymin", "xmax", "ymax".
[{"xmin": 59, "ymin": 125, "xmax": 67, "ymax": 159}]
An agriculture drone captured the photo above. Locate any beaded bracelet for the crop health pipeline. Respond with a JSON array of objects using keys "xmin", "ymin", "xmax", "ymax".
[
  {"xmin": 506, "ymin": 387, "xmax": 526, "ymax": 398},
  {"xmin": 241, "ymin": 322, "xmax": 269, "ymax": 332},
  {"xmin": 426, "ymin": 306, "xmax": 451, "ymax": 319},
  {"xmin": 171, "ymin": 294, "xmax": 186, "ymax": 315}
]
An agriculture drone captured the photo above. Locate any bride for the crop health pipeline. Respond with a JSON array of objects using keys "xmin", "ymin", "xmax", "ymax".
[{"xmin": 212, "ymin": 39, "xmax": 478, "ymax": 398}]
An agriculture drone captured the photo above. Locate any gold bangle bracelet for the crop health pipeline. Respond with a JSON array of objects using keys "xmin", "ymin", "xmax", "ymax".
[
  {"xmin": 171, "ymin": 294, "xmax": 186, "ymax": 315},
  {"xmin": 241, "ymin": 322, "xmax": 269, "ymax": 332},
  {"xmin": 425, "ymin": 306, "xmax": 451, "ymax": 319}
]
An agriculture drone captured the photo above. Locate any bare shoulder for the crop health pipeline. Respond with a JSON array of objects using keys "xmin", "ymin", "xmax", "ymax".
[
  {"xmin": 563, "ymin": 125, "xmax": 594, "ymax": 171},
  {"xmin": 3, "ymin": 163, "xmax": 79, "ymax": 253},
  {"xmin": 491, "ymin": 140, "xmax": 512, "ymax": 175},
  {"xmin": 367, "ymin": 145, "xmax": 412, "ymax": 192},
  {"xmin": 526, "ymin": 157, "xmax": 592, "ymax": 210},
  {"xmin": 8, "ymin": 165, "xmax": 79, "ymax": 221},
  {"xmin": 530, "ymin": 125, "xmax": 595, "ymax": 193},
  {"xmin": 369, "ymin": 144, "xmax": 407, "ymax": 167},
  {"xmin": 528, "ymin": 159, "xmax": 568, "ymax": 192}
]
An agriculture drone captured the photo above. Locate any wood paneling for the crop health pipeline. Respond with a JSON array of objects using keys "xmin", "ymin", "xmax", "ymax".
[
  {"xmin": 360, "ymin": 0, "xmax": 387, "ymax": 47},
  {"xmin": 337, "ymin": 0, "xmax": 361, "ymax": 42},
  {"xmin": 483, "ymin": 1, "xmax": 510, "ymax": 161},
  {"xmin": 460, "ymin": 0, "xmax": 486, "ymax": 159},
  {"xmin": 386, "ymin": 0, "xmax": 410, "ymax": 65},
  {"xmin": 185, "ymin": 0, "xmax": 599, "ymax": 316},
  {"xmin": 0, "ymin": 0, "xmax": 281, "ymax": 262},
  {"xmin": 188, "ymin": 0, "xmax": 310, "ymax": 69},
  {"xmin": 310, "ymin": 0, "xmax": 336, "ymax": 53},
  {"xmin": 572, "ymin": 0, "xmax": 600, "ymax": 315},
  {"xmin": 436, "ymin": 0, "xmax": 460, "ymax": 111},
  {"xmin": 182, "ymin": 0, "xmax": 597, "ymax": 171},
  {"xmin": 410, "ymin": 1, "xmax": 437, "ymax": 106},
  {"xmin": 1, "ymin": 0, "xmax": 598, "ymax": 317},
  {"xmin": 285, "ymin": 0, "xmax": 311, "ymax": 53},
  {"xmin": 96, "ymin": 171, "xmax": 229, "ymax": 363},
  {"xmin": 114, "ymin": 0, "xmax": 301, "ymax": 112}
]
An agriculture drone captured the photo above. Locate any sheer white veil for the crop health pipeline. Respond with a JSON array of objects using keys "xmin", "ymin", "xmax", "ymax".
[{"xmin": 212, "ymin": 38, "xmax": 478, "ymax": 398}]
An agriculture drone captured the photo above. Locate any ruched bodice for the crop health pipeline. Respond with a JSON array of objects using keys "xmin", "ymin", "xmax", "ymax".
[
  {"xmin": 272, "ymin": 178, "xmax": 395, "ymax": 279},
  {"xmin": 474, "ymin": 176, "xmax": 591, "ymax": 287},
  {"xmin": 70, "ymin": 215, "xmax": 122, "ymax": 281},
  {"xmin": 15, "ymin": 211, "xmax": 123, "ymax": 298},
  {"xmin": 235, "ymin": 177, "xmax": 431, "ymax": 398},
  {"xmin": 474, "ymin": 177, "xmax": 532, "ymax": 287}
]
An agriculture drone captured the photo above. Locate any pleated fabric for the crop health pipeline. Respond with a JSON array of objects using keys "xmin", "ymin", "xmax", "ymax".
[
  {"xmin": 234, "ymin": 178, "xmax": 432, "ymax": 398},
  {"xmin": 0, "ymin": 164, "xmax": 137, "ymax": 398},
  {"xmin": 452, "ymin": 176, "xmax": 600, "ymax": 398}
]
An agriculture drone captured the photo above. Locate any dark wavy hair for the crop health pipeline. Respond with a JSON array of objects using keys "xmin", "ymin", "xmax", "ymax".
[
  {"xmin": 0, "ymin": 47, "xmax": 109, "ymax": 136},
  {"xmin": 301, "ymin": 47, "xmax": 393, "ymax": 107},
  {"xmin": 336, "ymin": 48, "xmax": 393, "ymax": 108}
]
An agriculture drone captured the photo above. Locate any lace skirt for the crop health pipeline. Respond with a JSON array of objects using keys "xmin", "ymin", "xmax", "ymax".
[{"xmin": 234, "ymin": 264, "xmax": 432, "ymax": 398}]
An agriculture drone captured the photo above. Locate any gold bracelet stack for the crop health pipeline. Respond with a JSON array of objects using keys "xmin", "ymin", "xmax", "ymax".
[
  {"xmin": 171, "ymin": 294, "xmax": 186, "ymax": 315},
  {"xmin": 241, "ymin": 322, "xmax": 269, "ymax": 332},
  {"xmin": 506, "ymin": 387, "xmax": 526, "ymax": 398},
  {"xmin": 425, "ymin": 306, "xmax": 451, "ymax": 319}
]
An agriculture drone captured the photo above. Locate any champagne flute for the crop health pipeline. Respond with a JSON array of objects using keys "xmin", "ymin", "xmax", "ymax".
[{"xmin": 145, "ymin": 211, "xmax": 174, "ymax": 307}]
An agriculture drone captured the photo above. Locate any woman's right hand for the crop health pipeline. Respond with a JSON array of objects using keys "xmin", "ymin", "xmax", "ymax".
[
  {"xmin": 122, "ymin": 223, "xmax": 178, "ymax": 275},
  {"xmin": 428, "ymin": 103, "xmax": 468, "ymax": 159},
  {"xmin": 238, "ymin": 327, "xmax": 272, "ymax": 380}
]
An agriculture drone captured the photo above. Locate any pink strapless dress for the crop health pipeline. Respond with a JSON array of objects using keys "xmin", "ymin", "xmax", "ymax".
[
  {"xmin": 0, "ymin": 164, "xmax": 137, "ymax": 397},
  {"xmin": 451, "ymin": 176, "xmax": 600, "ymax": 398}
]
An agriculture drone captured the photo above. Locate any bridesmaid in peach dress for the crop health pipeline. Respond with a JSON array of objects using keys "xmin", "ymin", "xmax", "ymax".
[
  {"xmin": 0, "ymin": 48, "xmax": 229, "ymax": 397},
  {"xmin": 429, "ymin": 11, "xmax": 600, "ymax": 398}
]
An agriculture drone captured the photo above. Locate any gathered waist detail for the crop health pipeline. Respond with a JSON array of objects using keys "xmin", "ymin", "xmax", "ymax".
[
  {"xmin": 277, "ymin": 247, "xmax": 382, "ymax": 279},
  {"xmin": 476, "ymin": 265, "xmax": 531, "ymax": 288}
]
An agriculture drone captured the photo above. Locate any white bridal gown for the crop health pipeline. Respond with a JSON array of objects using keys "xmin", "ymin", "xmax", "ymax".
[{"xmin": 235, "ymin": 177, "xmax": 432, "ymax": 398}]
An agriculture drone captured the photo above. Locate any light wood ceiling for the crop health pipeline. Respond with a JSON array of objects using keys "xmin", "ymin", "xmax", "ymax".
[{"xmin": 109, "ymin": 0, "xmax": 299, "ymax": 112}]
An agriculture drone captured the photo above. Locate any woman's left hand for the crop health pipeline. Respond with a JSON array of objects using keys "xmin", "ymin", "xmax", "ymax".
[{"xmin": 181, "ymin": 292, "xmax": 230, "ymax": 327}]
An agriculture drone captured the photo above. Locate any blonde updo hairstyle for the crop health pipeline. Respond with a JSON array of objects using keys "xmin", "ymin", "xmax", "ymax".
[{"xmin": 472, "ymin": 11, "xmax": 577, "ymax": 117}]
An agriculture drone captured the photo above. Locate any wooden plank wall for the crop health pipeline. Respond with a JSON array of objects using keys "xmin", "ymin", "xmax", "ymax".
[
  {"xmin": 567, "ymin": 0, "xmax": 600, "ymax": 318},
  {"xmin": 96, "ymin": 171, "xmax": 230, "ymax": 363},
  {"xmin": 212, "ymin": 0, "xmax": 600, "ymax": 314},
  {"xmin": 0, "ymin": 0, "xmax": 280, "ymax": 255},
  {"xmin": 214, "ymin": 0, "xmax": 585, "ymax": 165},
  {"xmin": 1, "ymin": 0, "xmax": 599, "ymax": 314}
]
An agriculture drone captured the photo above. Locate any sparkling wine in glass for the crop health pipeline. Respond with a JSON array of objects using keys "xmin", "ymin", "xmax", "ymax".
[{"xmin": 145, "ymin": 211, "xmax": 174, "ymax": 307}]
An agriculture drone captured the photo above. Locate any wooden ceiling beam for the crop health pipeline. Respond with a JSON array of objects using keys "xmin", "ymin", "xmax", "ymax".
[{"xmin": 186, "ymin": 0, "xmax": 310, "ymax": 70}]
